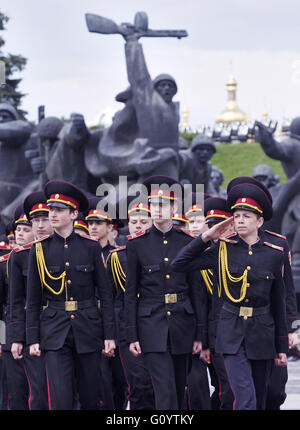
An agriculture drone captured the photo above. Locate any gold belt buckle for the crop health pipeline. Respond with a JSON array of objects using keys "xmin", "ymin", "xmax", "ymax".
[
  {"xmin": 65, "ymin": 301, "xmax": 78, "ymax": 311},
  {"xmin": 239, "ymin": 306, "xmax": 253, "ymax": 320},
  {"xmin": 165, "ymin": 293, "xmax": 177, "ymax": 304}
]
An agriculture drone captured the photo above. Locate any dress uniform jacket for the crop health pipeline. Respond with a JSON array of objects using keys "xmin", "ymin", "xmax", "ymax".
[
  {"xmin": 171, "ymin": 234, "xmax": 289, "ymax": 360},
  {"xmin": 124, "ymin": 225, "xmax": 205, "ymax": 354},
  {"xmin": 26, "ymin": 231, "xmax": 115, "ymax": 354},
  {"xmin": 8, "ymin": 246, "xmax": 31, "ymax": 344},
  {"xmin": 0, "ymin": 255, "xmax": 11, "ymax": 352}
]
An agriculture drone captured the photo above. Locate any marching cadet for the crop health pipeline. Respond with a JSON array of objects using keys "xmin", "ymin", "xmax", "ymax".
[
  {"xmin": 85, "ymin": 196, "xmax": 127, "ymax": 410},
  {"xmin": 73, "ymin": 213, "xmax": 89, "ymax": 237},
  {"xmin": 227, "ymin": 176, "xmax": 299, "ymax": 410},
  {"xmin": 183, "ymin": 199, "xmax": 213, "ymax": 411},
  {"xmin": 172, "ymin": 212, "xmax": 189, "ymax": 231},
  {"xmin": 171, "ymin": 179, "xmax": 288, "ymax": 410},
  {"xmin": 26, "ymin": 180, "xmax": 116, "ymax": 410},
  {"xmin": 124, "ymin": 176, "xmax": 204, "ymax": 410},
  {"xmin": 9, "ymin": 192, "xmax": 53, "ymax": 410},
  {"xmin": 5, "ymin": 222, "xmax": 16, "ymax": 251},
  {"xmin": 197, "ymin": 197, "xmax": 235, "ymax": 410},
  {"xmin": 2, "ymin": 205, "xmax": 34, "ymax": 409},
  {"xmin": 106, "ymin": 197, "xmax": 155, "ymax": 410}
]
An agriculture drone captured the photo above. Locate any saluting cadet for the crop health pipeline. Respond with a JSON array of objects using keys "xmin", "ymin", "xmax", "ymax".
[
  {"xmin": 26, "ymin": 180, "xmax": 116, "ymax": 410},
  {"xmin": 227, "ymin": 176, "xmax": 299, "ymax": 410},
  {"xmin": 124, "ymin": 176, "xmax": 204, "ymax": 410},
  {"xmin": 171, "ymin": 179, "xmax": 289, "ymax": 410},
  {"xmin": 9, "ymin": 192, "xmax": 53, "ymax": 410},
  {"xmin": 85, "ymin": 196, "xmax": 127, "ymax": 410},
  {"xmin": 2, "ymin": 205, "xmax": 34, "ymax": 409},
  {"xmin": 106, "ymin": 198, "xmax": 155, "ymax": 410}
]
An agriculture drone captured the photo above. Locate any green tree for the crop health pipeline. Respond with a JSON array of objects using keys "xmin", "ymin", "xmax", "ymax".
[{"xmin": 0, "ymin": 11, "xmax": 27, "ymax": 119}]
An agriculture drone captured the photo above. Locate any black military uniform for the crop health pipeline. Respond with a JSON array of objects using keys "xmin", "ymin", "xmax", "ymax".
[
  {"xmin": 106, "ymin": 200, "xmax": 155, "ymax": 410},
  {"xmin": 226, "ymin": 176, "xmax": 298, "ymax": 410},
  {"xmin": 0, "ymin": 249, "xmax": 10, "ymax": 409},
  {"xmin": 172, "ymin": 182, "xmax": 289, "ymax": 410},
  {"xmin": 85, "ymin": 197, "xmax": 127, "ymax": 410},
  {"xmin": 26, "ymin": 180, "xmax": 116, "ymax": 410},
  {"xmin": 124, "ymin": 176, "xmax": 205, "ymax": 410},
  {"xmin": 1, "ymin": 206, "xmax": 33, "ymax": 410}
]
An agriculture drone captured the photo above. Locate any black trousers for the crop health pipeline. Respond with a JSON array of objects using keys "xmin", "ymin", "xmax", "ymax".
[
  {"xmin": 0, "ymin": 355, "xmax": 8, "ymax": 410},
  {"xmin": 266, "ymin": 364, "xmax": 288, "ymax": 410},
  {"xmin": 144, "ymin": 351, "xmax": 189, "ymax": 410},
  {"xmin": 99, "ymin": 347, "xmax": 128, "ymax": 410},
  {"xmin": 186, "ymin": 354, "xmax": 211, "ymax": 410},
  {"xmin": 119, "ymin": 342, "xmax": 155, "ymax": 410},
  {"xmin": 3, "ymin": 346, "xmax": 47, "ymax": 410},
  {"xmin": 44, "ymin": 328, "xmax": 102, "ymax": 410},
  {"xmin": 209, "ymin": 350, "xmax": 235, "ymax": 410},
  {"xmin": 223, "ymin": 342, "xmax": 274, "ymax": 410}
]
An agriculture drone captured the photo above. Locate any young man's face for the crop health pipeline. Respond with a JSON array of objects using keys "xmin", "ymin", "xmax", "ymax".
[
  {"xmin": 188, "ymin": 214, "xmax": 207, "ymax": 236},
  {"xmin": 31, "ymin": 215, "xmax": 53, "ymax": 239},
  {"xmin": 88, "ymin": 220, "xmax": 112, "ymax": 241},
  {"xmin": 128, "ymin": 213, "xmax": 153, "ymax": 235},
  {"xmin": 49, "ymin": 207, "xmax": 78, "ymax": 230},
  {"xmin": 233, "ymin": 209, "xmax": 263, "ymax": 238},
  {"xmin": 150, "ymin": 201, "xmax": 175, "ymax": 224},
  {"xmin": 15, "ymin": 224, "xmax": 34, "ymax": 246}
]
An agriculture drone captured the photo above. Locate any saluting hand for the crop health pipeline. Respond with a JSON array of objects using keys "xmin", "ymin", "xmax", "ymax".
[
  {"xmin": 202, "ymin": 217, "xmax": 234, "ymax": 243},
  {"xmin": 11, "ymin": 342, "xmax": 24, "ymax": 360}
]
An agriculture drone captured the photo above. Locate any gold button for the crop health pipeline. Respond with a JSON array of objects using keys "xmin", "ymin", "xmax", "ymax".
[
  {"xmin": 247, "ymin": 266, "xmax": 251, "ymax": 270},
  {"xmin": 148, "ymin": 269, "xmax": 152, "ymax": 272},
  {"xmin": 167, "ymin": 311, "xmax": 171, "ymax": 316},
  {"xmin": 166, "ymin": 274, "xmax": 170, "ymax": 279},
  {"xmin": 246, "ymin": 283, "xmax": 250, "ymax": 288},
  {"xmin": 266, "ymin": 275, "xmax": 269, "ymax": 280},
  {"xmin": 65, "ymin": 262, "xmax": 70, "ymax": 267},
  {"xmin": 64, "ymin": 244, "xmax": 68, "ymax": 249},
  {"xmin": 245, "ymin": 299, "xmax": 249, "ymax": 303},
  {"xmin": 248, "ymin": 251, "xmax": 253, "ymax": 255},
  {"xmin": 70, "ymin": 297, "xmax": 74, "ymax": 301},
  {"xmin": 163, "ymin": 240, "xmax": 168, "ymax": 245},
  {"xmin": 70, "ymin": 314, "xmax": 75, "ymax": 319},
  {"xmin": 67, "ymin": 280, "xmax": 71, "ymax": 285},
  {"xmin": 164, "ymin": 257, "xmax": 169, "ymax": 262}
]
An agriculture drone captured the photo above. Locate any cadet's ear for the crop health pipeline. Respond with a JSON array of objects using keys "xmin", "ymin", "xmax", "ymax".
[
  {"xmin": 71, "ymin": 210, "xmax": 79, "ymax": 221},
  {"xmin": 258, "ymin": 216, "xmax": 264, "ymax": 228},
  {"xmin": 172, "ymin": 200, "xmax": 179, "ymax": 213}
]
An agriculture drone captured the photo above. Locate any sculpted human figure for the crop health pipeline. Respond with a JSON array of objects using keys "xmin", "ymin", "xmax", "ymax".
[
  {"xmin": 210, "ymin": 166, "xmax": 227, "ymax": 198},
  {"xmin": 179, "ymin": 135, "xmax": 217, "ymax": 195},
  {"xmin": 0, "ymin": 102, "xmax": 32, "ymax": 210}
]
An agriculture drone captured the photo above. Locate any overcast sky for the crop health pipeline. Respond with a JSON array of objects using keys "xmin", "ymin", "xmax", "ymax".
[{"xmin": 1, "ymin": 0, "xmax": 300, "ymax": 128}]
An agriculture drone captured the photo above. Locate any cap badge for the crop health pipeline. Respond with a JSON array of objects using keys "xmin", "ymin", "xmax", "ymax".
[
  {"xmin": 242, "ymin": 198, "xmax": 246, "ymax": 203},
  {"xmin": 55, "ymin": 194, "xmax": 60, "ymax": 199}
]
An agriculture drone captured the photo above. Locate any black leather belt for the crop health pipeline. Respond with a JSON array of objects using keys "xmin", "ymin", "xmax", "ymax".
[
  {"xmin": 46, "ymin": 298, "xmax": 97, "ymax": 312},
  {"xmin": 139, "ymin": 292, "xmax": 188, "ymax": 304},
  {"xmin": 223, "ymin": 302, "xmax": 270, "ymax": 320}
]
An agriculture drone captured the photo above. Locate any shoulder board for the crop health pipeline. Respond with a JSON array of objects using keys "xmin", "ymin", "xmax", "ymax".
[
  {"xmin": 225, "ymin": 232, "xmax": 238, "ymax": 239},
  {"xmin": 14, "ymin": 243, "xmax": 33, "ymax": 253},
  {"xmin": 264, "ymin": 230, "xmax": 287, "ymax": 240},
  {"xmin": 77, "ymin": 233, "xmax": 98, "ymax": 242},
  {"xmin": 33, "ymin": 235, "xmax": 50, "ymax": 244},
  {"xmin": 0, "ymin": 243, "xmax": 12, "ymax": 250},
  {"xmin": 109, "ymin": 245, "xmax": 126, "ymax": 253},
  {"xmin": 220, "ymin": 238, "xmax": 238, "ymax": 244},
  {"xmin": 263, "ymin": 241, "xmax": 284, "ymax": 252},
  {"xmin": 127, "ymin": 231, "xmax": 147, "ymax": 240},
  {"xmin": 0, "ymin": 252, "xmax": 12, "ymax": 262},
  {"xmin": 178, "ymin": 228, "xmax": 195, "ymax": 238}
]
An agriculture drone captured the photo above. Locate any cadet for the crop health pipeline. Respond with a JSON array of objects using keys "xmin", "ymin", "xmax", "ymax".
[
  {"xmin": 9, "ymin": 192, "xmax": 53, "ymax": 409},
  {"xmin": 107, "ymin": 198, "xmax": 155, "ymax": 410},
  {"xmin": 124, "ymin": 176, "xmax": 204, "ymax": 410},
  {"xmin": 85, "ymin": 196, "xmax": 127, "ymax": 410},
  {"xmin": 198, "ymin": 197, "xmax": 235, "ymax": 410},
  {"xmin": 26, "ymin": 180, "xmax": 116, "ymax": 410},
  {"xmin": 171, "ymin": 179, "xmax": 288, "ymax": 410},
  {"xmin": 2, "ymin": 205, "xmax": 34, "ymax": 409}
]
